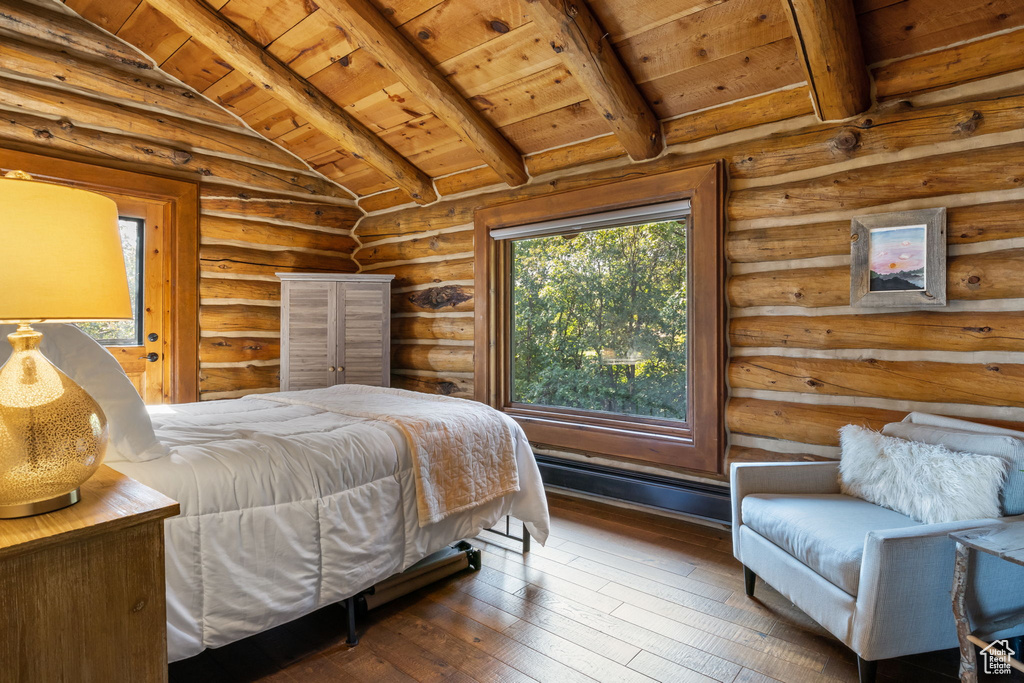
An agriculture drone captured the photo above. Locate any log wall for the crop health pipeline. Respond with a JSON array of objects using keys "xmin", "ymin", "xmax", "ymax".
[
  {"xmin": 0, "ymin": 6, "xmax": 361, "ymax": 400},
  {"xmin": 353, "ymin": 28, "xmax": 1024, "ymax": 478}
]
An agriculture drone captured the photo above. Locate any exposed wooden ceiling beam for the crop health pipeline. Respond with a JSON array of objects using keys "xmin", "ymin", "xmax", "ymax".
[
  {"xmin": 146, "ymin": 0, "xmax": 437, "ymax": 204},
  {"xmin": 783, "ymin": 0, "xmax": 870, "ymax": 121},
  {"xmin": 521, "ymin": 0, "xmax": 663, "ymax": 161},
  {"xmin": 318, "ymin": 0, "xmax": 528, "ymax": 188}
]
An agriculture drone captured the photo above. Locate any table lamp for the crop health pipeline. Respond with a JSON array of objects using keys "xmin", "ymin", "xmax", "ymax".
[{"xmin": 0, "ymin": 170, "xmax": 132, "ymax": 518}]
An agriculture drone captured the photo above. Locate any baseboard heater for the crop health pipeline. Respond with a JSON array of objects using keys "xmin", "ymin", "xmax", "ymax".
[
  {"xmin": 343, "ymin": 540, "xmax": 481, "ymax": 645},
  {"xmin": 535, "ymin": 455, "xmax": 732, "ymax": 524}
]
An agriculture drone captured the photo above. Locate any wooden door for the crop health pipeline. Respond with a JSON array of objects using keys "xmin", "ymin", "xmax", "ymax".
[
  {"xmin": 98, "ymin": 196, "xmax": 168, "ymax": 403},
  {"xmin": 338, "ymin": 282, "xmax": 390, "ymax": 387},
  {"xmin": 282, "ymin": 280, "xmax": 338, "ymax": 391}
]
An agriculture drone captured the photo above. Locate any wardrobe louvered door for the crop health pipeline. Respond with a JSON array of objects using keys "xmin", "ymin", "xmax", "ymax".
[
  {"xmin": 338, "ymin": 282, "xmax": 390, "ymax": 387},
  {"xmin": 279, "ymin": 274, "xmax": 394, "ymax": 392},
  {"xmin": 281, "ymin": 280, "xmax": 337, "ymax": 391}
]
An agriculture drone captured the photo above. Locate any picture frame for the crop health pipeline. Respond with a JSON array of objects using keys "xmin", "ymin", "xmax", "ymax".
[{"xmin": 850, "ymin": 207, "xmax": 946, "ymax": 308}]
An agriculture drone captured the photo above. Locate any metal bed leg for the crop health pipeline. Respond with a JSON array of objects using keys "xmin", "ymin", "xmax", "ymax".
[
  {"xmin": 482, "ymin": 515, "xmax": 531, "ymax": 554},
  {"xmin": 345, "ymin": 595, "xmax": 359, "ymax": 646}
]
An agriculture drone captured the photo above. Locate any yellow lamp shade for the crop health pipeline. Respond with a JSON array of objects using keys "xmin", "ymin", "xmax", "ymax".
[{"xmin": 0, "ymin": 174, "xmax": 132, "ymax": 322}]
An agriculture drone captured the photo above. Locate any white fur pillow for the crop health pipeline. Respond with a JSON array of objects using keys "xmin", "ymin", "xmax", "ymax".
[{"xmin": 839, "ymin": 425, "xmax": 1007, "ymax": 524}]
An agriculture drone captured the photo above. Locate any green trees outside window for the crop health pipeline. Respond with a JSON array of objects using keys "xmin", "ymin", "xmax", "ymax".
[{"xmin": 511, "ymin": 219, "xmax": 689, "ymax": 421}]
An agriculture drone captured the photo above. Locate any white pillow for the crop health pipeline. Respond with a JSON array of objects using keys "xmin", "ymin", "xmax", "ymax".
[
  {"xmin": 0, "ymin": 324, "xmax": 168, "ymax": 462},
  {"xmin": 901, "ymin": 411, "xmax": 1024, "ymax": 438},
  {"xmin": 839, "ymin": 424, "xmax": 1006, "ymax": 524},
  {"xmin": 882, "ymin": 420, "xmax": 1024, "ymax": 516}
]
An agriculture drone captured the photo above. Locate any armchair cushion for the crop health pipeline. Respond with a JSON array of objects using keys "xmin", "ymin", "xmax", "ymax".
[{"xmin": 742, "ymin": 493, "xmax": 920, "ymax": 595}]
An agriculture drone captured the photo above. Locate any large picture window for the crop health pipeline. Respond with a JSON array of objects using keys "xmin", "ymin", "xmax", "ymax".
[
  {"xmin": 510, "ymin": 213, "xmax": 690, "ymax": 422},
  {"xmin": 475, "ymin": 164, "xmax": 725, "ymax": 473}
]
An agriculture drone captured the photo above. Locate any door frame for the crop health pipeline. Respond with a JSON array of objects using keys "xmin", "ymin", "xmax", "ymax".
[{"xmin": 0, "ymin": 147, "xmax": 200, "ymax": 403}]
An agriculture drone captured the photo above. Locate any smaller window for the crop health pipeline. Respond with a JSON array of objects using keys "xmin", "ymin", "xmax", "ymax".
[{"xmin": 76, "ymin": 217, "xmax": 144, "ymax": 346}]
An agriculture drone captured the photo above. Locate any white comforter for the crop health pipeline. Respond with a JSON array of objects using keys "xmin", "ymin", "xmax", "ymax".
[{"xmin": 108, "ymin": 387, "xmax": 550, "ymax": 662}]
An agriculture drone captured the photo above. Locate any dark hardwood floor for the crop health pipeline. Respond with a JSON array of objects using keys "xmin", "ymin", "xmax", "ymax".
[{"xmin": 169, "ymin": 492, "xmax": 1023, "ymax": 682}]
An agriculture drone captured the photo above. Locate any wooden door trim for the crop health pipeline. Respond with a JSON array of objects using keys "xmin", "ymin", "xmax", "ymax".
[{"xmin": 0, "ymin": 147, "xmax": 200, "ymax": 403}]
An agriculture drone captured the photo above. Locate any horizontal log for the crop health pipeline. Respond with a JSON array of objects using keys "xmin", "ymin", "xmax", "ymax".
[
  {"xmin": 731, "ymin": 311, "xmax": 1024, "ymax": 351},
  {"xmin": 199, "ymin": 336, "xmax": 280, "ymax": 363},
  {"xmin": 664, "ymin": 86, "xmax": 814, "ymax": 146},
  {"xmin": 391, "ymin": 373, "xmax": 473, "ymax": 398},
  {"xmin": 199, "ymin": 365, "xmax": 280, "ymax": 393},
  {"xmin": 199, "ymin": 304, "xmax": 280, "ymax": 332},
  {"xmin": 392, "ymin": 285, "xmax": 474, "ymax": 314},
  {"xmin": 727, "ymin": 397, "xmax": 1024, "ymax": 447},
  {"xmin": 0, "ymin": 109, "xmax": 348, "ymax": 198},
  {"xmin": 201, "ymin": 197, "xmax": 362, "ymax": 230},
  {"xmin": 729, "ymin": 398, "xmax": 906, "ymax": 446},
  {"xmin": 391, "ymin": 316, "xmax": 474, "ymax": 341},
  {"xmin": 730, "ymin": 355, "xmax": 1024, "ymax": 407},
  {"xmin": 729, "ymin": 142, "xmax": 1024, "ymax": 221},
  {"xmin": 0, "ymin": 36, "xmax": 237, "ymax": 126},
  {"xmin": 729, "ymin": 248, "xmax": 1024, "ymax": 308},
  {"xmin": 0, "ymin": 76, "xmax": 304, "ymax": 170},
  {"xmin": 200, "ymin": 244, "xmax": 356, "ymax": 277},
  {"xmin": 392, "ymin": 344, "xmax": 473, "ymax": 373},
  {"xmin": 874, "ymin": 27, "xmax": 1024, "ymax": 99},
  {"xmin": 356, "ymin": 229, "xmax": 473, "ymax": 265},
  {"xmin": 729, "ymin": 265, "xmax": 846, "ymax": 308},
  {"xmin": 358, "ymin": 189, "xmax": 409, "ymax": 214},
  {"xmin": 728, "ymin": 199, "xmax": 1024, "ymax": 263},
  {"xmin": 199, "ymin": 278, "xmax": 281, "ymax": 302},
  {"xmin": 202, "ymin": 215, "xmax": 358, "ymax": 253},
  {"xmin": 727, "ymin": 446, "xmax": 834, "ymax": 464},
  {"xmin": 0, "ymin": 0, "xmax": 151, "ymax": 69},
  {"xmin": 381, "ymin": 257, "xmax": 474, "ymax": 289}
]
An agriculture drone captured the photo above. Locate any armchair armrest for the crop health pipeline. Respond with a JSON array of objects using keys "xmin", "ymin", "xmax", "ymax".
[
  {"xmin": 730, "ymin": 461, "xmax": 840, "ymax": 525},
  {"xmin": 853, "ymin": 519, "xmax": 1004, "ymax": 661},
  {"xmin": 730, "ymin": 461, "xmax": 840, "ymax": 558}
]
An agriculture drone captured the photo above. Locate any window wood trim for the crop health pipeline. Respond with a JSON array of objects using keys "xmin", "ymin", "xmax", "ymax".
[
  {"xmin": 0, "ymin": 147, "xmax": 200, "ymax": 403},
  {"xmin": 474, "ymin": 162, "xmax": 726, "ymax": 474}
]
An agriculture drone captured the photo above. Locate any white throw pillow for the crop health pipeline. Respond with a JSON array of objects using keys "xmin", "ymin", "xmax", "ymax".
[
  {"xmin": 0, "ymin": 323, "xmax": 168, "ymax": 462},
  {"xmin": 882, "ymin": 420, "xmax": 1024, "ymax": 516},
  {"xmin": 838, "ymin": 425, "xmax": 1007, "ymax": 524}
]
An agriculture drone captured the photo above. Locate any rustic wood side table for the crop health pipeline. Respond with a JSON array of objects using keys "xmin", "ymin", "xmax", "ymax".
[
  {"xmin": 0, "ymin": 465, "xmax": 179, "ymax": 682},
  {"xmin": 950, "ymin": 524, "xmax": 1024, "ymax": 683}
]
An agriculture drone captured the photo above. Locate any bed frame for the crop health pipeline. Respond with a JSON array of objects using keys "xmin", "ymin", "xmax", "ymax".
[
  {"xmin": 343, "ymin": 515, "xmax": 530, "ymax": 645},
  {"xmin": 482, "ymin": 514, "xmax": 531, "ymax": 552}
]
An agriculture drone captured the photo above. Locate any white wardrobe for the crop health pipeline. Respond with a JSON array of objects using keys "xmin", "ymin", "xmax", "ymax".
[{"xmin": 278, "ymin": 273, "xmax": 395, "ymax": 391}]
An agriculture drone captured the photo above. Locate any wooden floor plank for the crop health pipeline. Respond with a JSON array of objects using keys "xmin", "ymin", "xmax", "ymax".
[
  {"xmin": 604, "ymin": 584, "xmax": 828, "ymax": 671},
  {"xmin": 502, "ymin": 619, "xmax": 659, "ymax": 683},
  {"xmin": 375, "ymin": 606, "xmax": 538, "ymax": 683},
  {"xmin": 627, "ymin": 650, "xmax": 723, "ymax": 683},
  {"xmin": 445, "ymin": 574, "xmax": 643, "ymax": 665}
]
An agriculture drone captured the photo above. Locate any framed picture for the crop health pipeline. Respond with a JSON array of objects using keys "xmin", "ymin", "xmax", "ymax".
[{"xmin": 850, "ymin": 207, "xmax": 946, "ymax": 308}]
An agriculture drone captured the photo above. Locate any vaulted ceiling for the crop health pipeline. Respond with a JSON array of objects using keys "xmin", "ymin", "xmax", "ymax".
[{"xmin": 64, "ymin": 0, "xmax": 1024, "ymax": 207}]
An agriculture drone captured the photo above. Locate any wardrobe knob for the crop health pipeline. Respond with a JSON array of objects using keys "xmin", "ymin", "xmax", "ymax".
[
  {"xmin": 329, "ymin": 366, "xmax": 336, "ymax": 372},
  {"xmin": 338, "ymin": 366, "xmax": 345, "ymax": 372}
]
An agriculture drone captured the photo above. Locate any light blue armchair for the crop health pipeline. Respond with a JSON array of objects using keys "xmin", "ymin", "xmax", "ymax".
[{"xmin": 731, "ymin": 460, "xmax": 1024, "ymax": 683}]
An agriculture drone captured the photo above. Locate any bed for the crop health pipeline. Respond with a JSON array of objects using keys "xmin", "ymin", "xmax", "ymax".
[
  {"xmin": 0, "ymin": 324, "xmax": 551, "ymax": 663},
  {"xmin": 112, "ymin": 385, "xmax": 550, "ymax": 662}
]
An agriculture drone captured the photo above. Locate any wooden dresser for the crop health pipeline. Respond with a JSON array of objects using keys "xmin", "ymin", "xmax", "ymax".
[
  {"xmin": 0, "ymin": 466, "xmax": 179, "ymax": 682},
  {"xmin": 279, "ymin": 273, "xmax": 395, "ymax": 391}
]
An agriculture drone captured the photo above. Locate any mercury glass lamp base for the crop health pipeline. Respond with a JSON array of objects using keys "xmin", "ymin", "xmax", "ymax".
[{"xmin": 0, "ymin": 488, "xmax": 80, "ymax": 519}]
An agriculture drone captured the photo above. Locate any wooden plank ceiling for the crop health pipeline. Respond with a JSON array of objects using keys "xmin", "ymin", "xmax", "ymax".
[{"xmin": 64, "ymin": 0, "xmax": 1024, "ymax": 205}]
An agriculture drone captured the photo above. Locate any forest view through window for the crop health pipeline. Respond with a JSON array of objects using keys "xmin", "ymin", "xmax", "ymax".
[
  {"xmin": 511, "ymin": 217, "xmax": 689, "ymax": 422},
  {"xmin": 75, "ymin": 217, "xmax": 144, "ymax": 346}
]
